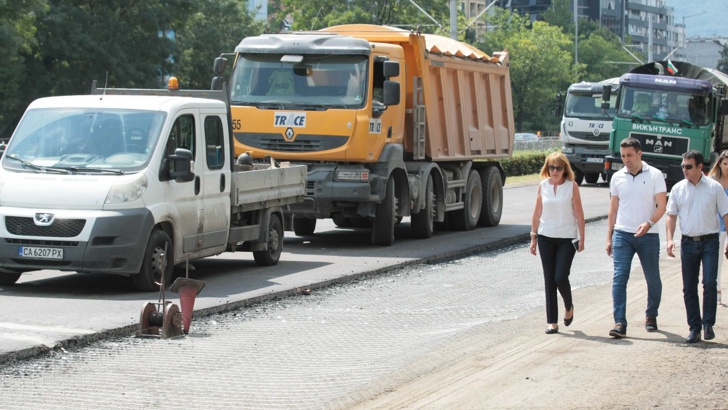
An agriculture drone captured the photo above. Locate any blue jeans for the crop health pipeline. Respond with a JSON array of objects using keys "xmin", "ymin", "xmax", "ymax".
[
  {"xmin": 612, "ymin": 230, "xmax": 661, "ymax": 326},
  {"xmin": 681, "ymin": 236, "xmax": 719, "ymax": 330}
]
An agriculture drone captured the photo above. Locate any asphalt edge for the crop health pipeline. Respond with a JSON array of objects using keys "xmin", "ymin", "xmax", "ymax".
[{"xmin": 0, "ymin": 215, "xmax": 608, "ymax": 367}]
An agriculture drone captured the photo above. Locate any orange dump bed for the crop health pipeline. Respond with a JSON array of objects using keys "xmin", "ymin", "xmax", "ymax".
[{"xmin": 322, "ymin": 25, "xmax": 515, "ymax": 161}]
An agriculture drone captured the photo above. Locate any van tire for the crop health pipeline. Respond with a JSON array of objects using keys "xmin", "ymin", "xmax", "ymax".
[
  {"xmin": 478, "ymin": 167, "xmax": 503, "ymax": 227},
  {"xmin": 452, "ymin": 170, "xmax": 482, "ymax": 231},
  {"xmin": 132, "ymin": 230, "xmax": 174, "ymax": 292},
  {"xmin": 371, "ymin": 177, "xmax": 396, "ymax": 246},
  {"xmin": 254, "ymin": 214, "xmax": 283, "ymax": 266},
  {"xmin": 293, "ymin": 216, "xmax": 316, "ymax": 236},
  {"xmin": 411, "ymin": 174, "xmax": 434, "ymax": 238}
]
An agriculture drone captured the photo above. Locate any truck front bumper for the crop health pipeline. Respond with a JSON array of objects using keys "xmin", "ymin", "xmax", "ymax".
[
  {"xmin": 288, "ymin": 165, "xmax": 387, "ymax": 218},
  {"xmin": 563, "ymin": 146, "xmax": 610, "ymax": 174},
  {"xmin": 0, "ymin": 207, "xmax": 154, "ymax": 275}
]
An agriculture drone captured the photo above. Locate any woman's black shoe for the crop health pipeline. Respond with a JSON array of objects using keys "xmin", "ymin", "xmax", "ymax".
[
  {"xmin": 564, "ymin": 305, "xmax": 574, "ymax": 327},
  {"xmin": 545, "ymin": 326, "xmax": 559, "ymax": 334}
]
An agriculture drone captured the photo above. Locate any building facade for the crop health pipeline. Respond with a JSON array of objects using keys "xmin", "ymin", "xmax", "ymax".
[{"xmin": 495, "ymin": 0, "xmax": 681, "ymax": 61}]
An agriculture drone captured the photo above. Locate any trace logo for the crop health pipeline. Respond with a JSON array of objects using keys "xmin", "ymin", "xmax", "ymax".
[{"xmin": 273, "ymin": 112, "xmax": 307, "ymax": 127}]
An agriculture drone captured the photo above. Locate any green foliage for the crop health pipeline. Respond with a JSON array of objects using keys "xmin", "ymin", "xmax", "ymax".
[
  {"xmin": 0, "ymin": 0, "xmax": 265, "ymax": 138},
  {"xmin": 281, "ymin": 0, "xmax": 450, "ymax": 33},
  {"xmin": 478, "ymin": 10, "xmax": 572, "ymax": 133},
  {"xmin": 500, "ymin": 151, "xmax": 549, "ymax": 177}
]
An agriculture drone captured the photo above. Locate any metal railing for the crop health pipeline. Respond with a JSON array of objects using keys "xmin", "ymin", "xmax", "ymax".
[{"xmin": 513, "ymin": 136, "xmax": 561, "ymax": 151}]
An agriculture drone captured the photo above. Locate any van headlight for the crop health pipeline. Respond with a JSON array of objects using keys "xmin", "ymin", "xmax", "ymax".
[{"xmin": 105, "ymin": 173, "xmax": 148, "ymax": 204}]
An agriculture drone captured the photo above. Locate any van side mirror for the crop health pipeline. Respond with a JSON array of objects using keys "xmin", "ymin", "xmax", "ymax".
[
  {"xmin": 383, "ymin": 81, "xmax": 400, "ymax": 106},
  {"xmin": 383, "ymin": 61, "xmax": 400, "ymax": 78},
  {"xmin": 168, "ymin": 148, "xmax": 195, "ymax": 182}
]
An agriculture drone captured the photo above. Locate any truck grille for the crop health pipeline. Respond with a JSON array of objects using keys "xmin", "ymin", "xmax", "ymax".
[
  {"xmin": 6, "ymin": 216, "xmax": 86, "ymax": 237},
  {"xmin": 630, "ymin": 133, "xmax": 689, "ymax": 157},
  {"xmin": 235, "ymin": 132, "xmax": 348, "ymax": 153},
  {"xmin": 567, "ymin": 131, "xmax": 609, "ymax": 142}
]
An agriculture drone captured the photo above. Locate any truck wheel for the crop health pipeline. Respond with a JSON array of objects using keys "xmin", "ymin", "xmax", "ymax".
[
  {"xmin": 411, "ymin": 174, "xmax": 435, "ymax": 238},
  {"xmin": 293, "ymin": 216, "xmax": 316, "ymax": 236},
  {"xmin": 132, "ymin": 230, "xmax": 174, "ymax": 292},
  {"xmin": 574, "ymin": 169, "xmax": 584, "ymax": 185},
  {"xmin": 585, "ymin": 173, "xmax": 599, "ymax": 184},
  {"xmin": 478, "ymin": 167, "xmax": 503, "ymax": 227},
  {"xmin": 332, "ymin": 215, "xmax": 352, "ymax": 228},
  {"xmin": 452, "ymin": 170, "xmax": 482, "ymax": 231},
  {"xmin": 371, "ymin": 177, "xmax": 396, "ymax": 246},
  {"xmin": 254, "ymin": 214, "xmax": 283, "ymax": 266},
  {"xmin": 0, "ymin": 272, "xmax": 21, "ymax": 285}
]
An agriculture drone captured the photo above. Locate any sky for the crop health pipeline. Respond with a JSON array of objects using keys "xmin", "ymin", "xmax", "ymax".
[{"xmin": 665, "ymin": 0, "xmax": 727, "ymax": 38}]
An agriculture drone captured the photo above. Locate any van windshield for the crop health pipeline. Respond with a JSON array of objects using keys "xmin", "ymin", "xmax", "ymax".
[
  {"xmin": 3, "ymin": 108, "xmax": 165, "ymax": 173},
  {"xmin": 229, "ymin": 54, "xmax": 368, "ymax": 109}
]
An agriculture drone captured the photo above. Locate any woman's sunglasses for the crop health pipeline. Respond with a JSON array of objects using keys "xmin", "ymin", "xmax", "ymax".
[{"xmin": 548, "ymin": 165, "xmax": 564, "ymax": 172}]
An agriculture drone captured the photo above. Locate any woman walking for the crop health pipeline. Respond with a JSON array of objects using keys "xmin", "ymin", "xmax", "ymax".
[
  {"xmin": 530, "ymin": 152, "xmax": 586, "ymax": 334},
  {"xmin": 708, "ymin": 150, "xmax": 728, "ymax": 304}
]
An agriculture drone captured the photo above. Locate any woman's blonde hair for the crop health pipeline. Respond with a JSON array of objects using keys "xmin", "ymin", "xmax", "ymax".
[
  {"xmin": 709, "ymin": 150, "xmax": 728, "ymax": 180},
  {"xmin": 539, "ymin": 152, "xmax": 575, "ymax": 181}
]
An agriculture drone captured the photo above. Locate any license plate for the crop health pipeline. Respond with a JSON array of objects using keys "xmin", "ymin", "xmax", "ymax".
[
  {"xmin": 18, "ymin": 246, "xmax": 63, "ymax": 259},
  {"xmin": 586, "ymin": 157, "xmax": 604, "ymax": 163}
]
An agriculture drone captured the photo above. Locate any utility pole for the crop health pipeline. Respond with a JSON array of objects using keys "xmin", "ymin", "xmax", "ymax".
[
  {"xmin": 574, "ymin": 0, "xmax": 578, "ymax": 76},
  {"xmin": 450, "ymin": 0, "xmax": 457, "ymax": 40}
]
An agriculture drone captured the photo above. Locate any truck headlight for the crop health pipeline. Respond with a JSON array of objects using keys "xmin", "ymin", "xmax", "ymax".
[
  {"xmin": 561, "ymin": 146, "xmax": 574, "ymax": 154},
  {"xmin": 335, "ymin": 170, "xmax": 370, "ymax": 181},
  {"xmin": 105, "ymin": 173, "xmax": 148, "ymax": 204},
  {"xmin": 611, "ymin": 163, "xmax": 624, "ymax": 171}
]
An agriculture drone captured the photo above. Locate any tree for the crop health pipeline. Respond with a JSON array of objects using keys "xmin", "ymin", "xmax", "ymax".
[
  {"xmin": 0, "ymin": 0, "xmax": 48, "ymax": 137},
  {"xmin": 541, "ymin": 0, "xmax": 573, "ymax": 35},
  {"xmin": 282, "ymin": 0, "xmax": 450, "ymax": 33},
  {"xmin": 479, "ymin": 9, "xmax": 572, "ymax": 132},
  {"xmin": 172, "ymin": 1, "xmax": 264, "ymax": 90}
]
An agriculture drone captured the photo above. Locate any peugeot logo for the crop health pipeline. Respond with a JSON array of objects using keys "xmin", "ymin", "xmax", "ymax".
[{"xmin": 34, "ymin": 213, "xmax": 55, "ymax": 226}]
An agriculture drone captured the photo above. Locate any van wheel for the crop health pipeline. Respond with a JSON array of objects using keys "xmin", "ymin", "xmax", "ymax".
[
  {"xmin": 411, "ymin": 174, "xmax": 435, "ymax": 238},
  {"xmin": 0, "ymin": 272, "xmax": 21, "ymax": 285},
  {"xmin": 332, "ymin": 215, "xmax": 352, "ymax": 228},
  {"xmin": 478, "ymin": 167, "xmax": 503, "ymax": 227},
  {"xmin": 293, "ymin": 216, "xmax": 316, "ymax": 236},
  {"xmin": 254, "ymin": 214, "xmax": 283, "ymax": 266},
  {"xmin": 452, "ymin": 170, "xmax": 482, "ymax": 231},
  {"xmin": 574, "ymin": 169, "xmax": 584, "ymax": 185},
  {"xmin": 132, "ymin": 230, "xmax": 174, "ymax": 292},
  {"xmin": 585, "ymin": 173, "xmax": 599, "ymax": 184},
  {"xmin": 371, "ymin": 177, "xmax": 396, "ymax": 246}
]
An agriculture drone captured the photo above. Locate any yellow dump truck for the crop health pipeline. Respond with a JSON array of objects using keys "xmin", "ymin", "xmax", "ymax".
[{"xmin": 213, "ymin": 24, "xmax": 515, "ymax": 245}]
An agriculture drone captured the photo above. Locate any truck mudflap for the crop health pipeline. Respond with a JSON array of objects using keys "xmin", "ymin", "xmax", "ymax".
[{"xmin": 0, "ymin": 208, "xmax": 154, "ymax": 275}]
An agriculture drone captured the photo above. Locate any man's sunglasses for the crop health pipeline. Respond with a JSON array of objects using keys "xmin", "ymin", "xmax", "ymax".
[
  {"xmin": 548, "ymin": 165, "xmax": 564, "ymax": 172},
  {"xmin": 680, "ymin": 164, "xmax": 695, "ymax": 170}
]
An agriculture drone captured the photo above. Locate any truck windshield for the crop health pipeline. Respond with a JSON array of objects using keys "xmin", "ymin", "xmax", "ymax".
[
  {"xmin": 3, "ymin": 108, "xmax": 166, "ymax": 173},
  {"xmin": 565, "ymin": 93, "xmax": 615, "ymax": 119},
  {"xmin": 229, "ymin": 54, "xmax": 368, "ymax": 109},
  {"xmin": 617, "ymin": 87, "xmax": 710, "ymax": 126}
]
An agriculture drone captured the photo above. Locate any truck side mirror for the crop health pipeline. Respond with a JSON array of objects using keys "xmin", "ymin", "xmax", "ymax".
[
  {"xmin": 213, "ymin": 57, "xmax": 228, "ymax": 76},
  {"xmin": 383, "ymin": 81, "xmax": 400, "ymax": 106},
  {"xmin": 168, "ymin": 148, "xmax": 195, "ymax": 182},
  {"xmin": 383, "ymin": 61, "xmax": 400, "ymax": 78},
  {"xmin": 211, "ymin": 76, "xmax": 224, "ymax": 90},
  {"xmin": 721, "ymin": 98, "xmax": 728, "ymax": 116},
  {"xmin": 554, "ymin": 91, "xmax": 564, "ymax": 117},
  {"xmin": 601, "ymin": 85, "xmax": 611, "ymax": 107}
]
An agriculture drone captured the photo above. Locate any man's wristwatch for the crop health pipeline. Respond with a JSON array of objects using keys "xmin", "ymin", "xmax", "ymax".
[{"xmin": 647, "ymin": 220, "xmax": 655, "ymax": 228}]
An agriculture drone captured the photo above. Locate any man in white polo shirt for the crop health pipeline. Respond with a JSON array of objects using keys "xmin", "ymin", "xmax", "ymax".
[
  {"xmin": 606, "ymin": 137, "xmax": 667, "ymax": 338},
  {"xmin": 666, "ymin": 149, "xmax": 728, "ymax": 343}
]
